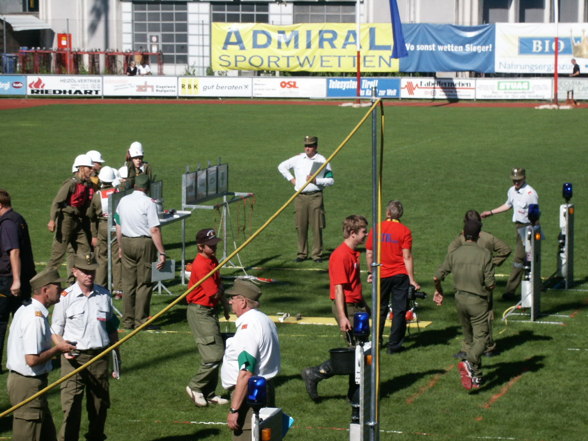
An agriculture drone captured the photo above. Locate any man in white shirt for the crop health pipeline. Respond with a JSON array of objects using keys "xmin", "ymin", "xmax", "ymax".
[
  {"xmin": 115, "ymin": 174, "xmax": 166, "ymax": 329},
  {"xmin": 278, "ymin": 136, "xmax": 334, "ymax": 263},
  {"xmin": 481, "ymin": 167, "xmax": 539, "ymax": 300},
  {"xmin": 51, "ymin": 254, "xmax": 119, "ymax": 441},
  {"xmin": 221, "ymin": 279, "xmax": 280, "ymax": 441},
  {"xmin": 6, "ymin": 269, "xmax": 75, "ymax": 441},
  {"xmin": 137, "ymin": 60, "xmax": 152, "ymax": 76}
]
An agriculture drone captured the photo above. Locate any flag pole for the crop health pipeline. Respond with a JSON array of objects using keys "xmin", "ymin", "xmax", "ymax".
[
  {"xmin": 553, "ymin": 0, "xmax": 559, "ymax": 104},
  {"xmin": 355, "ymin": 0, "xmax": 361, "ymax": 104}
]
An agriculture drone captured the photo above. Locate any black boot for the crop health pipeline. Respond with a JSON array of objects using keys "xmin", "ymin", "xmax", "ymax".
[{"xmin": 301, "ymin": 360, "xmax": 334, "ymax": 401}]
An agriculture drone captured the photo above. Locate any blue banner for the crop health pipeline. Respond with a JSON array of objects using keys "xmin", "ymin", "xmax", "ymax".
[
  {"xmin": 0, "ymin": 75, "xmax": 27, "ymax": 95},
  {"xmin": 400, "ymin": 24, "xmax": 495, "ymax": 73},
  {"xmin": 327, "ymin": 78, "xmax": 401, "ymax": 98}
]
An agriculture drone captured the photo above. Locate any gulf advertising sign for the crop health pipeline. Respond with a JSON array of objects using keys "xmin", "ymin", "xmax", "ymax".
[
  {"xmin": 0, "ymin": 75, "xmax": 26, "ymax": 95},
  {"xmin": 27, "ymin": 76, "xmax": 101, "ymax": 95},
  {"xmin": 327, "ymin": 78, "xmax": 400, "ymax": 98},
  {"xmin": 211, "ymin": 23, "xmax": 401, "ymax": 73},
  {"xmin": 103, "ymin": 76, "xmax": 177, "ymax": 96},
  {"xmin": 495, "ymin": 23, "xmax": 588, "ymax": 74}
]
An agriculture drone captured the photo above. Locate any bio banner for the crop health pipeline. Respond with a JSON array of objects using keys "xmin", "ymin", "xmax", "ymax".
[
  {"xmin": 211, "ymin": 23, "xmax": 401, "ymax": 73},
  {"xmin": 399, "ymin": 24, "xmax": 495, "ymax": 73},
  {"xmin": 495, "ymin": 23, "xmax": 588, "ymax": 74}
]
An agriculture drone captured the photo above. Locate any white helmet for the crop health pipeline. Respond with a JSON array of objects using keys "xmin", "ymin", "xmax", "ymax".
[
  {"xmin": 118, "ymin": 165, "xmax": 129, "ymax": 179},
  {"xmin": 86, "ymin": 149, "xmax": 105, "ymax": 163},
  {"xmin": 128, "ymin": 141, "xmax": 144, "ymax": 158},
  {"xmin": 98, "ymin": 166, "xmax": 116, "ymax": 183},
  {"xmin": 73, "ymin": 154, "xmax": 93, "ymax": 169}
]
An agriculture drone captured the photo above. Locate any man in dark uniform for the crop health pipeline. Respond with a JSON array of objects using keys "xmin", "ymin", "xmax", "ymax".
[
  {"xmin": 51, "ymin": 254, "xmax": 120, "ymax": 441},
  {"xmin": 447, "ymin": 210, "xmax": 511, "ymax": 358},
  {"xmin": 46, "ymin": 154, "xmax": 94, "ymax": 282},
  {"xmin": 278, "ymin": 136, "xmax": 334, "ymax": 263},
  {"xmin": 6, "ymin": 269, "xmax": 76, "ymax": 441},
  {"xmin": 434, "ymin": 220, "xmax": 495, "ymax": 390},
  {"xmin": 0, "ymin": 189, "xmax": 37, "ymax": 372}
]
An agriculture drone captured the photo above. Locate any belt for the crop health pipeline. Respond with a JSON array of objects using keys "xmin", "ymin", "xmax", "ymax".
[
  {"xmin": 300, "ymin": 190, "xmax": 322, "ymax": 195},
  {"xmin": 122, "ymin": 235, "xmax": 150, "ymax": 239},
  {"xmin": 9, "ymin": 370, "xmax": 48, "ymax": 379},
  {"xmin": 188, "ymin": 303, "xmax": 214, "ymax": 309},
  {"xmin": 77, "ymin": 348, "xmax": 105, "ymax": 355}
]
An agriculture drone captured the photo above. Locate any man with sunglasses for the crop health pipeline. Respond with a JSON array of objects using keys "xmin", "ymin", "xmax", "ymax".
[{"xmin": 481, "ymin": 168, "xmax": 538, "ymax": 301}]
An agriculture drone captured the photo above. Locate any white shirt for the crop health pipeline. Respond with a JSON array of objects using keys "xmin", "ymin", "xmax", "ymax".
[
  {"xmin": 51, "ymin": 283, "xmax": 115, "ymax": 350},
  {"xmin": 278, "ymin": 152, "xmax": 334, "ymax": 193},
  {"xmin": 137, "ymin": 64, "xmax": 151, "ymax": 75},
  {"xmin": 115, "ymin": 190, "xmax": 160, "ymax": 237},
  {"xmin": 505, "ymin": 183, "xmax": 539, "ymax": 223},
  {"xmin": 6, "ymin": 299, "xmax": 54, "ymax": 376},
  {"xmin": 221, "ymin": 308, "xmax": 280, "ymax": 389}
]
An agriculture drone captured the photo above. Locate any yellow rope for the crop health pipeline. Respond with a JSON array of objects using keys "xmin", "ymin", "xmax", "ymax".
[{"xmin": 1, "ymin": 99, "xmax": 383, "ymax": 419}]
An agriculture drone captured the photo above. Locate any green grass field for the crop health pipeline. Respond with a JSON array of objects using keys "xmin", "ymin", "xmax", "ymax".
[{"xmin": 1, "ymin": 101, "xmax": 587, "ymax": 441}]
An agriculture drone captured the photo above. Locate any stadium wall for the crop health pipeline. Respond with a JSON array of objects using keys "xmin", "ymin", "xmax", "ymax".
[{"xmin": 1, "ymin": 74, "xmax": 587, "ymax": 101}]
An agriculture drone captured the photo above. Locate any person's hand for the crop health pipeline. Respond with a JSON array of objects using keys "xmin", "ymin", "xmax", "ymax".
[
  {"xmin": 410, "ymin": 281, "xmax": 421, "ymax": 291},
  {"xmin": 339, "ymin": 316, "xmax": 352, "ymax": 333},
  {"xmin": 57, "ymin": 340, "xmax": 77, "ymax": 353},
  {"xmin": 367, "ymin": 273, "xmax": 373, "ymax": 284},
  {"xmin": 10, "ymin": 280, "xmax": 21, "ymax": 296},
  {"xmin": 433, "ymin": 291, "xmax": 444, "ymax": 306},
  {"xmin": 91, "ymin": 237, "xmax": 98, "ymax": 248},
  {"xmin": 156, "ymin": 254, "xmax": 166, "ymax": 270},
  {"xmin": 118, "ymin": 248, "xmax": 123, "ymax": 259},
  {"xmin": 480, "ymin": 211, "xmax": 492, "ymax": 218},
  {"xmin": 227, "ymin": 411, "xmax": 240, "ymax": 430},
  {"xmin": 47, "ymin": 220, "xmax": 55, "ymax": 232}
]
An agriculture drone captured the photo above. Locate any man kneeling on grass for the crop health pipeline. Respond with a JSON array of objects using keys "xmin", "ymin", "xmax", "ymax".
[{"xmin": 433, "ymin": 219, "xmax": 495, "ymax": 390}]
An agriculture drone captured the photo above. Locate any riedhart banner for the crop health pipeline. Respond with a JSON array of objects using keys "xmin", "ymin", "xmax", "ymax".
[
  {"xmin": 399, "ymin": 24, "xmax": 495, "ymax": 73},
  {"xmin": 495, "ymin": 23, "xmax": 588, "ymax": 74},
  {"xmin": 211, "ymin": 23, "xmax": 401, "ymax": 73}
]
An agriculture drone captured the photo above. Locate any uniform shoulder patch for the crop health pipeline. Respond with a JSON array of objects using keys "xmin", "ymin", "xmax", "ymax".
[
  {"xmin": 61, "ymin": 289, "xmax": 69, "ymax": 297},
  {"xmin": 241, "ymin": 323, "xmax": 248, "ymax": 330},
  {"xmin": 35, "ymin": 311, "xmax": 43, "ymax": 317}
]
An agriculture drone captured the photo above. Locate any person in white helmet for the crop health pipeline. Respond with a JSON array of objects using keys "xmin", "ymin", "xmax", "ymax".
[
  {"xmin": 116, "ymin": 165, "xmax": 130, "ymax": 192},
  {"xmin": 125, "ymin": 142, "xmax": 153, "ymax": 189},
  {"xmin": 87, "ymin": 166, "xmax": 120, "ymax": 289},
  {"xmin": 86, "ymin": 150, "xmax": 105, "ymax": 191},
  {"xmin": 46, "ymin": 154, "xmax": 94, "ymax": 283}
]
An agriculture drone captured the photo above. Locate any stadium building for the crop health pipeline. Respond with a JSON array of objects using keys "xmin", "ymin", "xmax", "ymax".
[{"xmin": 1, "ymin": 0, "xmax": 587, "ymax": 75}]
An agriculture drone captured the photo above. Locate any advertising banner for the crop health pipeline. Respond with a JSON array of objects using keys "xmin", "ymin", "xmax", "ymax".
[
  {"xmin": 327, "ymin": 77, "xmax": 400, "ymax": 98},
  {"xmin": 475, "ymin": 78, "xmax": 552, "ymax": 100},
  {"xmin": 178, "ymin": 77, "xmax": 251, "ymax": 97},
  {"xmin": 27, "ymin": 76, "xmax": 101, "ymax": 95},
  {"xmin": 252, "ymin": 77, "xmax": 326, "ymax": 98},
  {"xmin": 400, "ymin": 24, "xmax": 495, "ymax": 73},
  {"xmin": 0, "ymin": 75, "xmax": 27, "ymax": 95},
  {"xmin": 400, "ymin": 77, "xmax": 476, "ymax": 100},
  {"xmin": 495, "ymin": 23, "xmax": 588, "ymax": 74},
  {"xmin": 557, "ymin": 78, "xmax": 588, "ymax": 100},
  {"xmin": 103, "ymin": 76, "xmax": 177, "ymax": 96},
  {"xmin": 211, "ymin": 23, "xmax": 401, "ymax": 73}
]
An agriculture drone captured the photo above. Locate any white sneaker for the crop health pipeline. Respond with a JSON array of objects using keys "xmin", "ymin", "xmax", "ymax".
[
  {"xmin": 207, "ymin": 395, "xmax": 229, "ymax": 405},
  {"xmin": 186, "ymin": 386, "xmax": 208, "ymax": 407}
]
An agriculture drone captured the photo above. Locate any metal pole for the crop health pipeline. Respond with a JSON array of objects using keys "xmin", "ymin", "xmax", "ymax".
[
  {"xmin": 553, "ymin": 0, "xmax": 559, "ymax": 104},
  {"xmin": 368, "ymin": 86, "xmax": 379, "ymax": 441}
]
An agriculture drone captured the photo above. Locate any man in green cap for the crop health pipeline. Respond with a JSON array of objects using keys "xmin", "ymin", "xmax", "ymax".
[
  {"xmin": 51, "ymin": 254, "xmax": 120, "ymax": 441},
  {"xmin": 6, "ymin": 269, "xmax": 76, "ymax": 441},
  {"xmin": 278, "ymin": 135, "xmax": 334, "ymax": 263}
]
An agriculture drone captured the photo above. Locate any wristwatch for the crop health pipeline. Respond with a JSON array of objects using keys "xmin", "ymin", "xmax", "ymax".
[{"xmin": 229, "ymin": 407, "xmax": 239, "ymax": 414}]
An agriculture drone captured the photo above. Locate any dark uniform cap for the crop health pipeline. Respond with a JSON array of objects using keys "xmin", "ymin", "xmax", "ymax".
[
  {"xmin": 196, "ymin": 228, "xmax": 222, "ymax": 246},
  {"xmin": 73, "ymin": 254, "xmax": 98, "ymax": 271},
  {"xmin": 225, "ymin": 278, "xmax": 262, "ymax": 301},
  {"xmin": 134, "ymin": 174, "xmax": 150, "ymax": 189},
  {"xmin": 511, "ymin": 168, "xmax": 526, "ymax": 180},
  {"xmin": 30, "ymin": 269, "xmax": 65, "ymax": 291},
  {"xmin": 304, "ymin": 136, "xmax": 318, "ymax": 146}
]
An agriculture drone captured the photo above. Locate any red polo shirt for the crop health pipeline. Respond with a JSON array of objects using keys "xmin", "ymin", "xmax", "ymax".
[
  {"xmin": 187, "ymin": 253, "xmax": 221, "ymax": 307},
  {"xmin": 366, "ymin": 219, "xmax": 412, "ymax": 278},
  {"xmin": 329, "ymin": 241, "xmax": 363, "ymax": 304}
]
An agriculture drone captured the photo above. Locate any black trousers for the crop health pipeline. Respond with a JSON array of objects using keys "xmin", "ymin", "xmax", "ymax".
[{"xmin": 379, "ymin": 274, "xmax": 409, "ymax": 351}]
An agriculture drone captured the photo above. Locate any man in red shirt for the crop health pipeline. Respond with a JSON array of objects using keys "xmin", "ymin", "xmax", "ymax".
[
  {"xmin": 301, "ymin": 215, "xmax": 369, "ymax": 402},
  {"xmin": 366, "ymin": 200, "xmax": 420, "ymax": 354},
  {"xmin": 185, "ymin": 228, "xmax": 230, "ymax": 407}
]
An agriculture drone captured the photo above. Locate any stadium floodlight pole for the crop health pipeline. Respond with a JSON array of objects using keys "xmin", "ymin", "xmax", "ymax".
[{"xmin": 553, "ymin": 0, "xmax": 559, "ymax": 104}]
